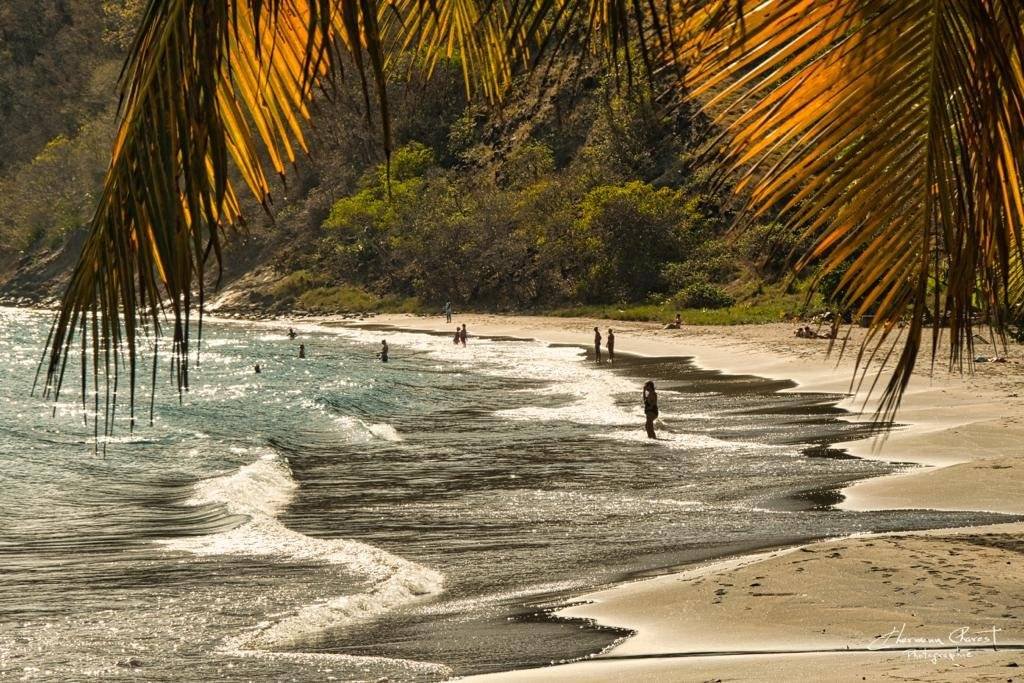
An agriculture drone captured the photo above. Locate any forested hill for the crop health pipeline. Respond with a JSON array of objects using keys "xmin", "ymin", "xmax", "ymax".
[{"xmin": 0, "ymin": 2, "xmax": 812, "ymax": 323}]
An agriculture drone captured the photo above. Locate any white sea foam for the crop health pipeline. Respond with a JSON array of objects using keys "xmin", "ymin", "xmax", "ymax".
[
  {"xmin": 162, "ymin": 450, "xmax": 442, "ymax": 653},
  {"xmin": 332, "ymin": 415, "xmax": 404, "ymax": 442},
  {"xmin": 599, "ymin": 429, "xmax": 756, "ymax": 451}
]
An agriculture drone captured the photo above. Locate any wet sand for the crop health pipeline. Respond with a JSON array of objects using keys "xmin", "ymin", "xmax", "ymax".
[{"xmin": 325, "ymin": 314, "xmax": 1024, "ymax": 681}]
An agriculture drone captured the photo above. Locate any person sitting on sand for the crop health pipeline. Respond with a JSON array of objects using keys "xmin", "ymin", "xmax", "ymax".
[
  {"xmin": 664, "ymin": 313, "xmax": 682, "ymax": 330},
  {"xmin": 643, "ymin": 380, "xmax": 659, "ymax": 439},
  {"xmin": 607, "ymin": 328, "xmax": 615, "ymax": 363},
  {"xmin": 379, "ymin": 340, "xmax": 389, "ymax": 363},
  {"xmin": 298, "ymin": 344, "xmax": 306, "ymax": 359},
  {"xmin": 287, "ymin": 327, "xmax": 297, "ymax": 339},
  {"xmin": 460, "ymin": 324, "xmax": 467, "ymax": 347},
  {"xmin": 594, "ymin": 327, "xmax": 602, "ymax": 362}
]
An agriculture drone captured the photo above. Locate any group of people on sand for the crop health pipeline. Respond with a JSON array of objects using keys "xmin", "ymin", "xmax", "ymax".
[
  {"xmin": 593, "ymin": 327, "xmax": 615, "ymax": 363},
  {"xmin": 794, "ymin": 325, "xmax": 835, "ymax": 339}
]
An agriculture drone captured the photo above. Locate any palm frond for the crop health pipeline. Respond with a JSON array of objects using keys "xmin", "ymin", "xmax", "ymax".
[
  {"xmin": 40, "ymin": 0, "xmax": 368, "ymax": 432},
  {"xmin": 682, "ymin": 0, "xmax": 1024, "ymax": 417}
]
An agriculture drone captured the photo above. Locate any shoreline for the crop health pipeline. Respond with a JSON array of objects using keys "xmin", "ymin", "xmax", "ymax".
[{"xmin": 309, "ymin": 312, "xmax": 1024, "ymax": 681}]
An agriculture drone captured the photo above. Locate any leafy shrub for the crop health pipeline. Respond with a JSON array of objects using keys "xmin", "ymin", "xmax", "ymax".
[
  {"xmin": 672, "ymin": 283, "xmax": 735, "ymax": 309},
  {"xmin": 297, "ymin": 285, "xmax": 381, "ymax": 312},
  {"xmin": 270, "ymin": 270, "xmax": 326, "ymax": 298}
]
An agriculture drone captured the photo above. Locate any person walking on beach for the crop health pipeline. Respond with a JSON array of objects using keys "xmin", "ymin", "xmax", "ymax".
[
  {"xmin": 444, "ymin": 301, "xmax": 452, "ymax": 324},
  {"xmin": 593, "ymin": 327, "xmax": 602, "ymax": 363},
  {"xmin": 459, "ymin": 324, "xmax": 467, "ymax": 347},
  {"xmin": 607, "ymin": 329, "xmax": 615, "ymax": 363},
  {"xmin": 643, "ymin": 380, "xmax": 659, "ymax": 439},
  {"xmin": 298, "ymin": 344, "xmax": 306, "ymax": 359},
  {"xmin": 379, "ymin": 340, "xmax": 389, "ymax": 363}
]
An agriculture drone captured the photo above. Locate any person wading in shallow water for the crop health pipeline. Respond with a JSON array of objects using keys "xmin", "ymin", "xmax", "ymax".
[
  {"xmin": 379, "ymin": 340, "xmax": 389, "ymax": 363},
  {"xmin": 643, "ymin": 380, "xmax": 659, "ymax": 439},
  {"xmin": 606, "ymin": 328, "xmax": 615, "ymax": 363},
  {"xmin": 594, "ymin": 327, "xmax": 602, "ymax": 363},
  {"xmin": 298, "ymin": 344, "xmax": 306, "ymax": 359},
  {"xmin": 460, "ymin": 324, "xmax": 467, "ymax": 347}
]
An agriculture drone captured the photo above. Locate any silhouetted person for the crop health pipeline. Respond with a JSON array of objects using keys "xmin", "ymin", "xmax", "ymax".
[
  {"xmin": 444, "ymin": 301, "xmax": 452, "ymax": 323},
  {"xmin": 288, "ymin": 327, "xmax": 297, "ymax": 339},
  {"xmin": 379, "ymin": 340, "xmax": 389, "ymax": 363},
  {"xmin": 643, "ymin": 380, "xmax": 659, "ymax": 439},
  {"xmin": 299, "ymin": 344, "xmax": 306, "ymax": 358},
  {"xmin": 460, "ymin": 324, "xmax": 467, "ymax": 347},
  {"xmin": 254, "ymin": 363, "xmax": 261, "ymax": 374},
  {"xmin": 594, "ymin": 327, "xmax": 602, "ymax": 362},
  {"xmin": 607, "ymin": 329, "xmax": 615, "ymax": 363},
  {"xmin": 453, "ymin": 327, "xmax": 461, "ymax": 345}
]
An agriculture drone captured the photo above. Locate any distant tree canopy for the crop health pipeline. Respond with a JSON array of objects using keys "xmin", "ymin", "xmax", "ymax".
[
  {"xmin": 311, "ymin": 119, "xmax": 738, "ymax": 310},
  {"xmin": 0, "ymin": 0, "xmax": 143, "ymax": 252}
]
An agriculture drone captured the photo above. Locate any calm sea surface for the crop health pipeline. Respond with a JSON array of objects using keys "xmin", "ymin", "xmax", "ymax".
[{"xmin": 0, "ymin": 307, "xmax": 1012, "ymax": 680}]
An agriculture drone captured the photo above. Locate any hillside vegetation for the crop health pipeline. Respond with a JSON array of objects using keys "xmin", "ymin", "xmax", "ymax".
[{"xmin": 0, "ymin": 4, "xmax": 814, "ymax": 324}]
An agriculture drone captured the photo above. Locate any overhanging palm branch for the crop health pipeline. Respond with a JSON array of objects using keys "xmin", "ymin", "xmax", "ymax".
[
  {"xmin": 43, "ymin": 0, "xmax": 1024, "ymax": 433},
  {"xmin": 682, "ymin": 0, "xmax": 1024, "ymax": 416},
  {"xmin": 40, "ymin": 0, "xmax": 667, "ymax": 434}
]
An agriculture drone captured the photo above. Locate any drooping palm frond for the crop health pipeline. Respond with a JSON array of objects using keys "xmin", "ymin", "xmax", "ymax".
[
  {"xmin": 382, "ymin": 0, "xmax": 517, "ymax": 101},
  {"xmin": 507, "ymin": 0, "xmax": 694, "ymax": 93},
  {"xmin": 40, "ymin": 0, "xmax": 370, "ymax": 432},
  {"xmin": 41, "ymin": 0, "xmax": 694, "ymax": 433},
  {"xmin": 681, "ymin": 0, "xmax": 1024, "ymax": 416}
]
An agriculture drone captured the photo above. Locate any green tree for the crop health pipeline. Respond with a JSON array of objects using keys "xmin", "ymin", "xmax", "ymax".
[{"xmin": 577, "ymin": 182, "xmax": 691, "ymax": 301}]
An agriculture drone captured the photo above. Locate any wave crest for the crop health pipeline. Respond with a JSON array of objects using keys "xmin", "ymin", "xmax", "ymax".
[{"xmin": 161, "ymin": 450, "xmax": 443, "ymax": 653}]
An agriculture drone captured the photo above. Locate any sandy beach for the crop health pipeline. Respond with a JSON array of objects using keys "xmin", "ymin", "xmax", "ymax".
[{"xmin": 326, "ymin": 313, "xmax": 1024, "ymax": 682}]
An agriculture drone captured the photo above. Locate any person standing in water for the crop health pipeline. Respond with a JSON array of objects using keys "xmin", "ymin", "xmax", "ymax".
[
  {"xmin": 459, "ymin": 324, "xmax": 467, "ymax": 347},
  {"xmin": 453, "ymin": 327, "xmax": 461, "ymax": 345},
  {"xmin": 643, "ymin": 380, "xmax": 659, "ymax": 439},
  {"xmin": 444, "ymin": 301, "xmax": 452, "ymax": 323},
  {"xmin": 254, "ymin": 363, "xmax": 262, "ymax": 374},
  {"xmin": 379, "ymin": 340, "xmax": 389, "ymax": 362},
  {"xmin": 288, "ymin": 327, "xmax": 297, "ymax": 339},
  {"xmin": 593, "ymin": 327, "xmax": 602, "ymax": 362},
  {"xmin": 607, "ymin": 328, "xmax": 615, "ymax": 363},
  {"xmin": 298, "ymin": 344, "xmax": 306, "ymax": 359}
]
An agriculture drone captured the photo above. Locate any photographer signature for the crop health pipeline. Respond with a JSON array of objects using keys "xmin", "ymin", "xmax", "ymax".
[{"xmin": 869, "ymin": 623, "xmax": 1002, "ymax": 651}]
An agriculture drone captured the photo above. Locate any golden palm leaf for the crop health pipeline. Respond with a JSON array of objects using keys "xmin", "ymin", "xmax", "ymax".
[
  {"xmin": 46, "ymin": 0, "xmax": 1024, "ymax": 432},
  {"xmin": 682, "ymin": 0, "xmax": 1024, "ymax": 416},
  {"xmin": 40, "ymin": 0, "xmax": 673, "ymax": 434}
]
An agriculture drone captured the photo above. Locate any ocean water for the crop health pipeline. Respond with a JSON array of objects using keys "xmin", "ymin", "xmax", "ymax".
[{"xmin": 0, "ymin": 306, "xmax": 1013, "ymax": 681}]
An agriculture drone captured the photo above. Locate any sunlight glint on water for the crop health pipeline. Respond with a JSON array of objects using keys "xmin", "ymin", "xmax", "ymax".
[{"xmin": 0, "ymin": 307, "xmax": 1013, "ymax": 680}]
